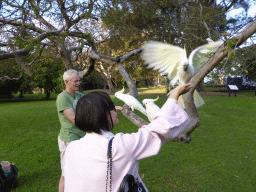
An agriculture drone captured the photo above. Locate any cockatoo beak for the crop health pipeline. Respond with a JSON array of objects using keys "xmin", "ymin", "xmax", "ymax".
[{"xmin": 183, "ymin": 64, "xmax": 188, "ymax": 71}]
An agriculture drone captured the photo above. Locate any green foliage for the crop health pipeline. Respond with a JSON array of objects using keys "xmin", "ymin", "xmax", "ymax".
[
  {"xmin": 225, "ymin": 37, "xmax": 239, "ymax": 58},
  {"xmin": 235, "ymin": 44, "xmax": 256, "ymax": 80},
  {"xmin": 0, "ymin": 80, "xmax": 18, "ymax": 98},
  {"xmin": 31, "ymin": 55, "xmax": 64, "ymax": 94},
  {"xmin": 101, "ymin": 0, "xmax": 228, "ymax": 52},
  {"xmin": 0, "ymin": 57, "xmax": 31, "ymax": 97},
  {"xmin": 0, "ymin": 58, "xmax": 22, "ymax": 80},
  {"xmin": 81, "ymin": 70, "xmax": 105, "ymax": 90}
]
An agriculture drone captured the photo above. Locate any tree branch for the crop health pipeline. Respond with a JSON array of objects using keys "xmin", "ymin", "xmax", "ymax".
[
  {"xmin": 121, "ymin": 105, "xmax": 149, "ymax": 127},
  {"xmin": 57, "ymin": 0, "xmax": 70, "ymax": 28},
  {"xmin": 0, "ymin": 17, "xmax": 45, "ymax": 34},
  {"xmin": 177, "ymin": 19, "xmax": 256, "ymax": 143},
  {"xmin": 0, "ymin": 74, "xmax": 23, "ymax": 81}
]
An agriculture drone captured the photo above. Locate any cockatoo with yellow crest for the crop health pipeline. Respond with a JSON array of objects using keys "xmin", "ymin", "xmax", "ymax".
[
  {"xmin": 142, "ymin": 97, "xmax": 160, "ymax": 122},
  {"xmin": 141, "ymin": 39, "xmax": 223, "ymax": 108},
  {"xmin": 114, "ymin": 87, "xmax": 147, "ymax": 116}
]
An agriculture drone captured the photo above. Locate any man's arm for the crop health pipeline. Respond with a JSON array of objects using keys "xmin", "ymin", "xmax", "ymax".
[{"xmin": 63, "ymin": 108, "xmax": 75, "ymax": 124}]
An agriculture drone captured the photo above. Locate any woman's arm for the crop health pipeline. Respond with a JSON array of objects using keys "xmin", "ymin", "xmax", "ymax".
[
  {"xmin": 115, "ymin": 84, "xmax": 192, "ymax": 160},
  {"xmin": 168, "ymin": 83, "xmax": 192, "ymax": 100}
]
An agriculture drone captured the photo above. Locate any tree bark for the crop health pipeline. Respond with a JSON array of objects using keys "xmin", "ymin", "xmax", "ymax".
[
  {"xmin": 117, "ymin": 63, "xmax": 139, "ymax": 98},
  {"xmin": 89, "ymin": 48, "xmax": 142, "ymax": 97},
  {"xmin": 121, "ymin": 105, "xmax": 149, "ymax": 127},
  {"xmin": 96, "ymin": 64, "xmax": 116, "ymax": 94},
  {"xmin": 45, "ymin": 90, "xmax": 51, "ymax": 100}
]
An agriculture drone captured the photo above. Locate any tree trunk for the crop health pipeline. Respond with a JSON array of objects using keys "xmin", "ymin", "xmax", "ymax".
[
  {"xmin": 18, "ymin": 90, "xmax": 24, "ymax": 99},
  {"xmin": 117, "ymin": 63, "xmax": 138, "ymax": 98},
  {"xmin": 98, "ymin": 72, "xmax": 116, "ymax": 94},
  {"xmin": 197, "ymin": 80, "xmax": 204, "ymax": 92},
  {"xmin": 59, "ymin": 46, "xmax": 73, "ymax": 69},
  {"xmin": 45, "ymin": 90, "xmax": 50, "ymax": 100},
  {"xmin": 96, "ymin": 63, "xmax": 116, "ymax": 94},
  {"xmin": 107, "ymin": 78, "xmax": 115, "ymax": 94}
]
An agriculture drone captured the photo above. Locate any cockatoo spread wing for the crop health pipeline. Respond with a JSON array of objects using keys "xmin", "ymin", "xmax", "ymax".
[
  {"xmin": 141, "ymin": 41, "xmax": 187, "ymax": 79},
  {"xmin": 189, "ymin": 40, "xmax": 223, "ymax": 72}
]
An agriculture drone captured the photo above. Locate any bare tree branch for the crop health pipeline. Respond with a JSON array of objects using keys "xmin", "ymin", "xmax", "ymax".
[
  {"xmin": 121, "ymin": 105, "xmax": 149, "ymax": 127},
  {"xmin": 57, "ymin": 0, "xmax": 71, "ymax": 29},
  {"xmin": 0, "ymin": 74, "xmax": 23, "ymax": 81},
  {"xmin": 199, "ymin": 3, "xmax": 211, "ymax": 38},
  {"xmin": 0, "ymin": 17, "xmax": 45, "ymax": 34}
]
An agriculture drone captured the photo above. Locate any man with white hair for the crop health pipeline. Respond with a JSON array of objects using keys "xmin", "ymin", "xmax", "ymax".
[{"xmin": 56, "ymin": 69, "xmax": 84, "ymax": 192}]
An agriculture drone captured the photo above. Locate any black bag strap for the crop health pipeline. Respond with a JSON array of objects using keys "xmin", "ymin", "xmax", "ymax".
[
  {"xmin": 106, "ymin": 137, "xmax": 114, "ymax": 192},
  {"xmin": 107, "ymin": 137, "xmax": 114, "ymax": 159},
  {"xmin": 0, "ymin": 164, "xmax": 5, "ymax": 190},
  {"xmin": 119, "ymin": 174, "xmax": 135, "ymax": 192}
]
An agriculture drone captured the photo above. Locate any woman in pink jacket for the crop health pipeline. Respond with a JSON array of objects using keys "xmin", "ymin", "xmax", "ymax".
[{"xmin": 64, "ymin": 84, "xmax": 191, "ymax": 192}]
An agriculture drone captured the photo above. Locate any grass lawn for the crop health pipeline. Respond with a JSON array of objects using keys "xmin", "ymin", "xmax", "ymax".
[{"xmin": 0, "ymin": 91, "xmax": 255, "ymax": 191}]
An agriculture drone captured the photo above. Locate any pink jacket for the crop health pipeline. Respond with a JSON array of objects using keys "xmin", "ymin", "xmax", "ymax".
[{"xmin": 64, "ymin": 98, "xmax": 190, "ymax": 192}]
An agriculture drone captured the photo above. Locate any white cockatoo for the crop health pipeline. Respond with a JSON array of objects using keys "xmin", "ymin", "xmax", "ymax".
[
  {"xmin": 114, "ymin": 87, "xmax": 147, "ymax": 116},
  {"xmin": 141, "ymin": 39, "xmax": 223, "ymax": 108},
  {"xmin": 142, "ymin": 97, "xmax": 160, "ymax": 122}
]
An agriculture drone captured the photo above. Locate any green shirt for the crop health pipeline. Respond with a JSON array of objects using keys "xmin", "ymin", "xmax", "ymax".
[{"xmin": 56, "ymin": 90, "xmax": 85, "ymax": 142}]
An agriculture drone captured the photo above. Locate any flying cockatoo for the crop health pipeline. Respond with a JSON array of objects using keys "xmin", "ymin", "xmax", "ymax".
[
  {"xmin": 114, "ymin": 87, "xmax": 147, "ymax": 116},
  {"xmin": 141, "ymin": 39, "xmax": 223, "ymax": 108},
  {"xmin": 142, "ymin": 97, "xmax": 160, "ymax": 122}
]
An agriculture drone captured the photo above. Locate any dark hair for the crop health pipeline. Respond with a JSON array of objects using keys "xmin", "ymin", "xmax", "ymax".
[{"xmin": 75, "ymin": 91, "xmax": 116, "ymax": 134}]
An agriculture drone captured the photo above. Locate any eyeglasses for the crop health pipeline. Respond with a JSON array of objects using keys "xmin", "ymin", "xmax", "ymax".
[{"xmin": 71, "ymin": 80, "xmax": 81, "ymax": 83}]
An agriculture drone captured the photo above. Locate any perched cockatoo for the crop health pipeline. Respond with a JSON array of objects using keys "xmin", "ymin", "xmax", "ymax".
[
  {"xmin": 141, "ymin": 39, "xmax": 223, "ymax": 108},
  {"xmin": 142, "ymin": 97, "xmax": 160, "ymax": 122},
  {"xmin": 114, "ymin": 87, "xmax": 147, "ymax": 116}
]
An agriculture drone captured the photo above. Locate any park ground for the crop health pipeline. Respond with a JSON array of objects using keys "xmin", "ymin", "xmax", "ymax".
[{"xmin": 0, "ymin": 87, "xmax": 255, "ymax": 191}]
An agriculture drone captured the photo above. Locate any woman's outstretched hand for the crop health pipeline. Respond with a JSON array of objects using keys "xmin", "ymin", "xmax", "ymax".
[
  {"xmin": 169, "ymin": 83, "xmax": 192, "ymax": 100},
  {"xmin": 115, "ymin": 106, "xmax": 123, "ymax": 111}
]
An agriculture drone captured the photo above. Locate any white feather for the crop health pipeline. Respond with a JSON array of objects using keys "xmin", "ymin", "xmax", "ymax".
[
  {"xmin": 115, "ymin": 90, "xmax": 147, "ymax": 116},
  {"xmin": 142, "ymin": 98, "xmax": 160, "ymax": 122}
]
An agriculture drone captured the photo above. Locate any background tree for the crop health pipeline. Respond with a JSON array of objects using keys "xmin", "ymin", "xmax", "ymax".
[
  {"xmin": 31, "ymin": 52, "xmax": 65, "ymax": 99},
  {"xmin": 0, "ymin": 56, "xmax": 29, "ymax": 98},
  {"xmin": 1, "ymin": 0, "xmax": 255, "ymax": 142},
  {"xmin": 0, "ymin": 0, "xmax": 101, "ymax": 74},
  {"xmin": 236, "ymin": 44, "xmax": 256, "ymax": 80}
]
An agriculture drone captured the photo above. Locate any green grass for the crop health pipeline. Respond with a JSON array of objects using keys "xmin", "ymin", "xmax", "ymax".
[{"xmin": 0, "ymin": 92, "xmax": 255, "ymax": 191}]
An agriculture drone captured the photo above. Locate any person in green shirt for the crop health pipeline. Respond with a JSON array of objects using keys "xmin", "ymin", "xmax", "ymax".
[{"xmin": 56, "ymin": 69, "xmax": 84, "ymax": 192}]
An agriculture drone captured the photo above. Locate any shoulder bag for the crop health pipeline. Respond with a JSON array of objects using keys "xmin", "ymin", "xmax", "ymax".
[{"xmin": 106, "ymin": 138, "xmax": 146, "ymax": 192}]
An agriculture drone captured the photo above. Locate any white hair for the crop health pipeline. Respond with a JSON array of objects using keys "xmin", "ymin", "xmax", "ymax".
[{"xmin": 63, "ymin": 69, "xmax": 79, "ymax": 81}]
